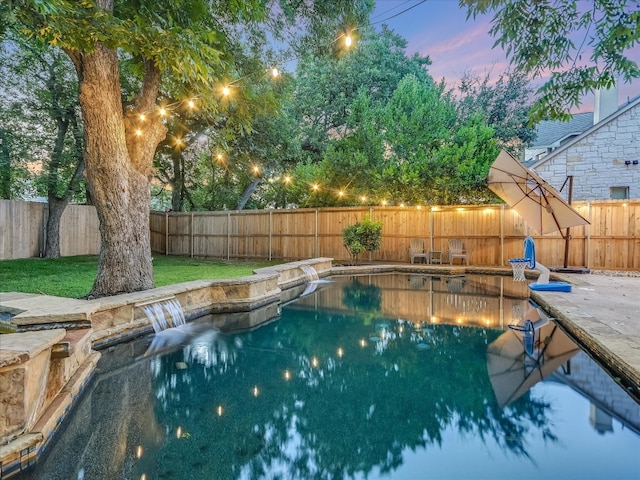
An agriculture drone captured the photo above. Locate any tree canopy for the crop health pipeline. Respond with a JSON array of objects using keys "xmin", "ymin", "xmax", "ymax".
[
  {"xmin": 462, "ymin": 0, "xmax": 640, "ymax": 121},
  {"xmin": 1, "ymin": 0, "xmax": 374, "ymax": 296}
]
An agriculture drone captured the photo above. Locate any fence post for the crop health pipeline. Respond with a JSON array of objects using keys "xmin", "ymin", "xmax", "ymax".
[
  {"xmin": 500, "ymin": 204, "xmax": 505, "ymax": 266},
  {"xmin": 165, "ymin": 212, "xmax": 169, "ymax": 256},
  {"xmin": 190, "ymin": 213, "xmax": 194, "ymax": 258},
  {"xmin": 226, "ymin": 212, "xmax": 231, "ymax": 260},
  {"xmin": 269, "ymin": 210, "xmax": 272, "ymax": 261},
  {"xmin": 315, "ymin": 209, "xmax": 319, "ymax": 258},
  {"xmin": 586, "ymin": 201, "xmax": 591, "ymax": 269},
  {"xmin": 429, "ymin": 207, "xmax": 434, "ymax": 252},
  {"xmin": 369, "ymin": 206, "xmax": 373, "ymax": 261},
  {"xmin": 40, "ymin": 204, "xmax": 47, "ymax": 258}
]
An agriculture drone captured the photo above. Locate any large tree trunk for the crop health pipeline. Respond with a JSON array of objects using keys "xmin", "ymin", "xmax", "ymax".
[
  {"xmin": 43, "ymin": 100, "xmax": 84, "ymax": 259},
  {"xmin": 75, "ymin": 42, "xmax": 165, "ymax": 297}
]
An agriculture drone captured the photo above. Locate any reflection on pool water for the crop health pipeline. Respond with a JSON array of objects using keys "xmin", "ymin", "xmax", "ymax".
[{"xmin": 19, "ymin": 274, "xmax": 640, "ymax": 480}]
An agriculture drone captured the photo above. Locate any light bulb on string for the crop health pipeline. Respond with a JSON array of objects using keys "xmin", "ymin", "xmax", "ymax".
[
  {"xmin": 159, "ymin": 107, "xmax": 168, "ymax": 117},
  {"xmin": 222, "ymin": 86, "xmax": 231, "ymax": 96},
  {"xmin": 312, "ymin": 183, "xmax": 320, "ymax": 192},
  {"xmin": 139, "ymin": 113, "xmax": 146, "ymax": 121},
  {"xmin": 135, "ymin": 129, "xmax": 142, "ymax": 137},
  {"xmin": 345, "ymin": 34, "xmax": 353, "ymax": 48}
]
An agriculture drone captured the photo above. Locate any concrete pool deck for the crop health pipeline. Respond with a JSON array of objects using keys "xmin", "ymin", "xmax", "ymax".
[{"xmin": 527, "ymin": 271, "xmax": 640, "ymax": 396}]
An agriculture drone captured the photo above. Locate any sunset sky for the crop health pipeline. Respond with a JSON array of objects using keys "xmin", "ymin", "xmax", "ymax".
[{"xmin": 372, "ymin": 0, "xmax": 640, "ymax": 111}]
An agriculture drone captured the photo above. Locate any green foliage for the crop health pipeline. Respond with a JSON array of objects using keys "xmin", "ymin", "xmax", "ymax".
[
  {"xmin": 456, "ymin": 68, "xmax": 535, "ymax": 156},
  {"xmin": 0, "ymin": 255, "xmax": 280, "ymax": 298},
  {"xmin": 293, "ymin": 27, "xmax": 434, "ymax": 160},
  {"xmin": 342, "ymin": 214, "xmax": 382, "ymax": 264},
  {"xmin": 462, "ymin": 0, "xmax": 640, "ymax": 121}
]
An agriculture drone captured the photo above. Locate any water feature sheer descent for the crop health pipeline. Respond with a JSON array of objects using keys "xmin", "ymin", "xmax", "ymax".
[
  {"xmin": 16, "ymin": 274, "xmax": 640, "ymax": 480},
  {"xmin": 299, "ymin": 264, "xmax": 319, "ymax": 281},
  {"xmin": 141, "ymin": 298, "xmax": 186, "ymax": 332}
]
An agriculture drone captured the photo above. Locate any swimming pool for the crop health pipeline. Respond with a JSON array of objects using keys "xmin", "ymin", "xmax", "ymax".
[{"xmin": 18, "ymin": 274, "xmax": 640, "ymax": 479}]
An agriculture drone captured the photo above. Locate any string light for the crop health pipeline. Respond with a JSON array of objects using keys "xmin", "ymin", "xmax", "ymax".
[
  {"xmin": 135, "ymin": 129, "xmax": 142, "ymax": 136},
  {"xmin": 344, "ymin": 34, "xmax": 353, "ymax": 48},
  {"xmin": 130, "ymin": 7, "xmax": 425, "ymax": 128}
]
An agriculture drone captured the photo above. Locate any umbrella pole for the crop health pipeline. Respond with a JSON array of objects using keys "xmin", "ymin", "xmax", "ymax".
[{"xmin": 562, "ymin": 176, "xmax": 574, "ymax": 268}]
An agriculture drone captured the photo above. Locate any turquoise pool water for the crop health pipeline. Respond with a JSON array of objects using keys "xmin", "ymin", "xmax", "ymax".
[{"xmin": 20, "ymin": 274, "xmax": 640, "ymax": 479}]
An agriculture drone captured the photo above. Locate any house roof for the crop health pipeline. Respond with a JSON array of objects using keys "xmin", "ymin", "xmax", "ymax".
[
  {"xmin": 530, "ymin": 112, "xmax": 593, "ymax": 148},
  {"xmin": 531, "ymin": 94, "xmax": 640, "ymax": 170}
]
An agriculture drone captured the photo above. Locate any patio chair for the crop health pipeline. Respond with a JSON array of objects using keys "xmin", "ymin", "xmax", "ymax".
[
  {"xmin": 409, "ymin": 238, "xmax": 427, "ymax": 264},
  {"xmin": 448, "ymin": 238, "xmax": 469, "ymax": 265}
]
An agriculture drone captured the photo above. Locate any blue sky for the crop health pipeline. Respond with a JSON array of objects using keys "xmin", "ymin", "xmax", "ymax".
[{"xmin": 373, "ymin": 0, "xmax": 640, "ymax": 111}]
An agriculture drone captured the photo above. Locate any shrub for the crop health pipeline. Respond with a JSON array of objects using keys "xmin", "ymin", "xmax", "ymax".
[{"xmin": 342, "ymin": 215, "xmax": 383, "ymax": 265}]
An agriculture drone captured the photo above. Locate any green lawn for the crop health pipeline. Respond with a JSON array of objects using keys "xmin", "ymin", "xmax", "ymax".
[{"xmin": 0, "ymin": 255, "xmax": 281, "ymax": 299}]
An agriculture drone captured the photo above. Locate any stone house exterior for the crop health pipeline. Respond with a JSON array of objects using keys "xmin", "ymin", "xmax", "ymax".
[{"xmin": 528, "ymin": 93, "xmax": 640, "ymax": 201}]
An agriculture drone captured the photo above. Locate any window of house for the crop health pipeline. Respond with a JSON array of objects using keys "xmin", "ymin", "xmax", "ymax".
[{"xmin": 610, "ymin": 186, "xmax": 629, "ymax": 199}]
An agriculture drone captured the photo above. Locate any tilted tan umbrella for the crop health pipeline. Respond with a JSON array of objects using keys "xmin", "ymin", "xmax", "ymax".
[
  {"xmin": 487, "ymin": 320, "xmax": 580, "ymax": 407},
  {"xmin": 488, "ymin": 150, "xmax": 590, "ymax": 236}
]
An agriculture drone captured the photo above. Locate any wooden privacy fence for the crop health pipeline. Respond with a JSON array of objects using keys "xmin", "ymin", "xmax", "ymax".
[
  {"xmin": 150, "ymin": 199, "xmax": 639, "ymax": 271},
  {"xmin": 1, "ymin": 199, "xmax": 637, "ymax": 270},
  {"xmin": 0, "ymin": 200, "xmax": 100, "ymax": 260}
]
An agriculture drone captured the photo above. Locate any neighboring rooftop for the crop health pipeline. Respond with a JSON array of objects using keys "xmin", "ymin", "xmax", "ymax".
[{"xmin": 530, "ymin": 112, "xmax": 594, "ymax": 148}]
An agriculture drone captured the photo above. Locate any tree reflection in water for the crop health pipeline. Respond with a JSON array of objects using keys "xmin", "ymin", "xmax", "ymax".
[{"xmin": 144, "ymin": 287, "xmax": 555, "ymax": 479}]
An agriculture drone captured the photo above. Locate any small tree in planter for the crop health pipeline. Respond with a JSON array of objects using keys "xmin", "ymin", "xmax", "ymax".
[{"xmin": 342, "ymin": 215, "xmax": 383, "ymax": 265}]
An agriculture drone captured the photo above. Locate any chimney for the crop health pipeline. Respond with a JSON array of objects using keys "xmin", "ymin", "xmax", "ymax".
[{"xmin": 594, "ymin": 84, "xmax": 618, "ymax": 124}]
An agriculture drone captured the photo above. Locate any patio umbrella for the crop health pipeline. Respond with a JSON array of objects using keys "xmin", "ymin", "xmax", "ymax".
[
  {"xmin": 487, "ymin": 317, "xmax": 580, "ymax": 407},
  {"xmin": 487, "ymin": 150, "xmax": 590, "ymax": 236}
]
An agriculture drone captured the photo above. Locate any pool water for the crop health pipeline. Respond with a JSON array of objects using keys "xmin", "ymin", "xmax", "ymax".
[{"xmin": 20, "ymin": 274, "xmax": 640, "ymax": 479}]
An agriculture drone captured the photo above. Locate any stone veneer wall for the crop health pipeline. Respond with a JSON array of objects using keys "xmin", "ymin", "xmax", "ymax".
[{"xmin": 533, "ymin": 102, "xmax": 640, "ymax": 200}]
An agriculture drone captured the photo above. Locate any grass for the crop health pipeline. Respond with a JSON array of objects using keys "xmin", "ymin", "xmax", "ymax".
[{"xmin": 0, "ymin": 255, "xmax": 281, "ymax": 299}]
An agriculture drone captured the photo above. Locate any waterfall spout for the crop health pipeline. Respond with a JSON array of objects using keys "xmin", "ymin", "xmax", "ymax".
[
  {"xmin": 300, "ymin": 264, "xmax": 319, "ymax": 282},
  {"xmin": 140, "ymin": 298, "xmax": 186, "ymax": 333}
]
